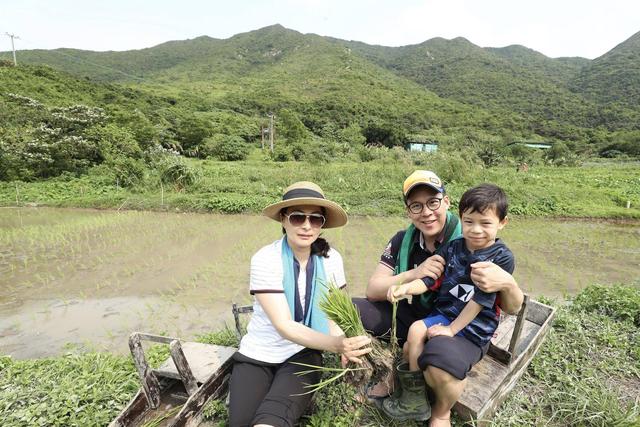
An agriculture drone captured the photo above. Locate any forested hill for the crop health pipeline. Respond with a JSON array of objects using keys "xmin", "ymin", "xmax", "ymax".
[
  {"xmin": 571, "ymin": 30, "xmax": 640, "ymax": 109},
  {"xmin": 5, "ymin": 25, "xmax": 640, "ymax": 134},
  {"xmin": 1, "ymin": 24, "xmax": 640, "ymax": 168}
]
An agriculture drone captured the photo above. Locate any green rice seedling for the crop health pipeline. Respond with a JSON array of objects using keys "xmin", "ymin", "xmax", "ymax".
[{"xmin": 314, "ymin": 283, "xmax": 395, "ymax": 390}]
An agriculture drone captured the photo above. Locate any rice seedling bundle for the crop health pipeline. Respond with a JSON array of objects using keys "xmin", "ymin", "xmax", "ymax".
[{"xmin": 319, "ymin": 284, "xmax": 395, "ymax": 388}]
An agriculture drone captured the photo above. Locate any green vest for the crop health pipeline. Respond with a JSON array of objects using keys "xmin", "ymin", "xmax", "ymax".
[{"xmin": 394, "ymin": 211, "xmax": 461, "ymax": 311}]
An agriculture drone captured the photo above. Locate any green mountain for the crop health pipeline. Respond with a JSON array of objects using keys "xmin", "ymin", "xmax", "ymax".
[
  {"xmin": 3, "ymin": 24, "xmax": 640, "ymax": 144},
  {"xmin": 571, "ymin": 30, "xmax": 640, "ymax": 109},
  {"xmin": 486, "ymin": 45, "xmax": 589, "ymax": 85},
  {"xmin": 0, "ymin": 35, "xmax": 226, "ymax": 82},
  {"xmin": 342, "ymin": 36, "xmax": 640, "ymax": 134}
]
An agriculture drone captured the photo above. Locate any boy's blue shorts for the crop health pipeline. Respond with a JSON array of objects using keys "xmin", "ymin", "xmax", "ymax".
[{"xmin": 422, "ymin": 313, "xmax": 464, "ymax": 337}]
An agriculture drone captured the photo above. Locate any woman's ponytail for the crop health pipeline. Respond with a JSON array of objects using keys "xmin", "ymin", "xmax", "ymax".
[{"xmin": 311, "ymin": 237, "xmax": 330, "ymax": 258}]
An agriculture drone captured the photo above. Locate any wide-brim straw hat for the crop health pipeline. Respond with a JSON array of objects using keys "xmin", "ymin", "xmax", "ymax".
[{"xmin": 262, "ymin": 181, "xmax": 348, "ymax": 228}]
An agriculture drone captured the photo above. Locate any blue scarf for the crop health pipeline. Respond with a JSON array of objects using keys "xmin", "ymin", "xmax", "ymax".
[{"xmin": 281, "ymin": 237, "xmax": 329, "ymax": 334}]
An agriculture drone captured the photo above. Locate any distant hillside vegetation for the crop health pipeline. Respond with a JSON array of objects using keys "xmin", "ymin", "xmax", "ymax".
[
  {"xmin": 1, "ymin": 24, "xmax": 639, "ymax": 182},
  {"xmin": 570, "ymin": 30, "xmax": 640, "ymax": 110}
]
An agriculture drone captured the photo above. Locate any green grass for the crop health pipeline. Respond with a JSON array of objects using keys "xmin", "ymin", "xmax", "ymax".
[
  {"xmin": 1, "ymin": 159, "xmax": 639, "ymax": 219},
  {"xmin": 3, "ymin": 285, "xmax": 637, "ymax": 426}
]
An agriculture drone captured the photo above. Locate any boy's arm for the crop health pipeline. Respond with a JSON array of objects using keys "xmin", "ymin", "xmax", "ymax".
[
  {"xmin": 471, "ymin": 249, "xmax": 521, "ymax": 314},
  {"xmin": 368, "ymin": 257, "xmax": 445, "ymax": 301},
  {"xmin": 428, "ymin": 300, "xmax": 483, "ymax": 338},
  {"xmin": 387, "ymin": 278, "xmax": 428, "ymax": 303}
]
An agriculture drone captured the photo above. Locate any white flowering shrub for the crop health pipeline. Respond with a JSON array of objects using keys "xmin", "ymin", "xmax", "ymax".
[{"xmin": 0, "ymin": 93, "xmax": 147, "ymax": 180}]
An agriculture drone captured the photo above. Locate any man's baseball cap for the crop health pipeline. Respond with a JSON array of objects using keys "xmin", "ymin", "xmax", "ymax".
[{"xmin": 403, "ymin": 170, "xmax": 445, "ymax": 199}]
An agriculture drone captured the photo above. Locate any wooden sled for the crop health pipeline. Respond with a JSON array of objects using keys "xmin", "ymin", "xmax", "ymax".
[
  {"xmin": 109, "ymin": 332, "xmax": 236, "ymax": 427},
  {"xmin": 232, "ymin": 295, "xmax": 555, "ymax": 425}
]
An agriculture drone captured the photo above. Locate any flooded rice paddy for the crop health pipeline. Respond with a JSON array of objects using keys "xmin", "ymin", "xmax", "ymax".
[{"xmin": 1, "ymin": 207, "xmax": 639, "ymax": 359}]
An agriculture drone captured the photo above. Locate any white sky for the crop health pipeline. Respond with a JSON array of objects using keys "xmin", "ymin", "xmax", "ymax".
[{"xmin": 1, "ymin": 0, "xmax": 638, "ymax": 59}]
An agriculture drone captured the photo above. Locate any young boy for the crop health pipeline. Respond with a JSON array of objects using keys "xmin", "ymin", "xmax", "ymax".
[{"xmin": 391, "ymin": 183, "xmax": 515, "ymax": 373}]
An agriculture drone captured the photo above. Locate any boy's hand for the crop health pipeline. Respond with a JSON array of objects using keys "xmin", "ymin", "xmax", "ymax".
[
  {"xmin": 387, "ymin": 283, "xmax": 411, "ymax": 303},
  {"xmin": 427, "ymin": 324, "xmax": 453, "ymax": 338}
]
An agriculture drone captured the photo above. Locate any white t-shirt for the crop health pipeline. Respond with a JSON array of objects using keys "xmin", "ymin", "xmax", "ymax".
[{"xmin": 238, "ymin": 238, "xmax": 346, "ymax": 363}]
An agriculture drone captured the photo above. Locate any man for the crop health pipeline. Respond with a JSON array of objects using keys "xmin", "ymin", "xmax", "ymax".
[{"xmin": 353, "ymin": 170, "xmax": 523, "ymax": 426}]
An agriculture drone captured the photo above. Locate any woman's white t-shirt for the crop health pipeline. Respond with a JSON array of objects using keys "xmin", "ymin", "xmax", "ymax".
[{"xmin": 238, "ymin": 239, "xmax": 346, "ymax": 363}]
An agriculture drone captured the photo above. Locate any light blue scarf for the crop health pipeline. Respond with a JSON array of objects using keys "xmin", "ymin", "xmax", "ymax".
[{"xmin": 281, "ymin": 237, "xmax": 329, "ymax": 334}]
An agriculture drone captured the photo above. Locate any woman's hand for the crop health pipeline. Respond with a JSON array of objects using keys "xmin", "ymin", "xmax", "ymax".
[
  {"xmin": 337, "ymin": 335, "xmax": 372, "ymax": 365},
  {"xmin": 387, "ymin": 283, "xmax": 411, "ymax": 303}
]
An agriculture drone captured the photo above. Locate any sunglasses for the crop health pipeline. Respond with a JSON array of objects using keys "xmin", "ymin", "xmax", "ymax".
[{"xmin": 284, "ymin": 212, "xmax": 326, "ymax": 228}]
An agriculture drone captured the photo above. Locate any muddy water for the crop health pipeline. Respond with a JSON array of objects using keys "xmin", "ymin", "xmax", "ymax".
[{"xmin": 1, "ymin": 208, "xmax": 639, "ymax": 359}]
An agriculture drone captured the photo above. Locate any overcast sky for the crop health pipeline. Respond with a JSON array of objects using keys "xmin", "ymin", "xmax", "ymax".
[{"xmin": 1, "ymin": 0, "xmax": 638, "ymax": 59}]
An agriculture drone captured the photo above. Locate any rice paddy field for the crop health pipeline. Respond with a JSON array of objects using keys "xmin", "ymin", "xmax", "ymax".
[{"xmin": 1, "ymin": 207, "xmax": 638, "ymax": 359}]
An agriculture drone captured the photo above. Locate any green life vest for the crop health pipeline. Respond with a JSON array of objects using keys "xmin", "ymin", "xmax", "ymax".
[{"xmin": 394, "ymin": 211, "xmax": 462, "ymax": 311}]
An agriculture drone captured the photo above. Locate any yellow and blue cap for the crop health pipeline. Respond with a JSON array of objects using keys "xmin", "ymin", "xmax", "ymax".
[{"xmin": 403, "ymin": 170, "xmax": 445, "ymax": 199}]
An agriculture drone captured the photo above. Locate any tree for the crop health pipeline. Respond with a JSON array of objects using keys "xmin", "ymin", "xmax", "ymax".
[
  {"xmin": 363, "ymin": 121, "xmax": 406, "ymax": 147},
  {"xmin": 277, "ymin": 109, "xmax": 309, "ymax": 144},
  {"xmin": 175, "ymin": 116, "xmax": 213, "ymax": 154}
]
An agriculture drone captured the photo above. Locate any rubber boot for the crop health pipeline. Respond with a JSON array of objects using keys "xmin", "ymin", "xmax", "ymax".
[{"xmin": 381, "ymin": 362, "xmax": 431, "ymax": 421}]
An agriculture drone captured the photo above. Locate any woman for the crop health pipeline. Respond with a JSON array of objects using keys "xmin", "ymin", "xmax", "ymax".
[{"xmin": 228, "ymin": 181, "xmax": 372, "ymax": 427}]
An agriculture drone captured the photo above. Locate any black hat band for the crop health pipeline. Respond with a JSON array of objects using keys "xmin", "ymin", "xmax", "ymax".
[{"xmin": 282, "ymin": 188, "xmax": 325, "ymax": 201}]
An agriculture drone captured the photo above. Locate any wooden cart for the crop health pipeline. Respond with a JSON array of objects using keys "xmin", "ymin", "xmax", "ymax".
[
  {"xmin": 232, "ymin": 295, "xmax": 556, "ymax": 425},
  {"xmin": 109, "ymin": 332, "xmax": 236, "ymax": 427},
  {"xmin": 455, "ymin": 295, "xmax": 556, "ymax": 424}
]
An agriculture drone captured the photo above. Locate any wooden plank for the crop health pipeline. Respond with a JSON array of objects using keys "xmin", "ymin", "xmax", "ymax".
[
  {"xmin": 526, "ymin": 301, "xmax": 553, "ymax": 326},
  {"xmin": 136, "ymin": 332, "xmax": 179, "ymax": 344},
  {"xmin": 491, "ymin": 314, "xmax": 517, "ymax": 350},
  {"xmin": 508, "ymin": 295, "xmax": 529, "ymax": 357},
  {"xmin": 474, "ymin": 308, "xmax": 555, "ymax": 422},
  {"xmin": 157, "ymin": 342, "xmax": 236, "ymax": 384},
  {"xmin": 456, "ymin": 347, "xmax": 512, "ymax": 419},
  {"xmin": 232, "ymin": 304, "xmax": 253, "ymax": 338},
  {"xmin": 486, "ymin": 344, "xmax": 512, "ymax": 365},
  {"xmin": 170, "ymin": 340, "xmax": 199, "ymax": 396},
  {"xmin": 108, "ymin": 390, "xmax": 148, "ymax": 427},
  {"xmin": 170, "ymin": 354, "xmax": 235, "ymax": 427},
  {"xmin": 129, "ymin": 333, "xmax": 161, "ymax": 409},
  {"xmin": 455, "ymin": 304, "xmax": 556, "ymax": 422}
]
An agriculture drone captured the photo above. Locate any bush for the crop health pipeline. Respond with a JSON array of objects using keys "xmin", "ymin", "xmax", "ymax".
[
  {"xmin": 107, "ymin": 157, "xmax": 146, "ymax": 188},
  {"xmin": 271, "ymin": 143, "xmax": 294, "ymax": 162},
  {"xmin": 545, "ymin": 142, "xmax": 581, "ymax": 166},
  {"xmin": 572, "ymin": 284, "xmax": 640, "ymax": 325},
  {"xmin": 356, "ymin": 145, "xmax": 388, "ymax": 162},
  {"xmin": 158, "ymin": 156, "xmax": 199, "ymax": 191},
  {"xmin": 85, "ymin": 124, "xmax": 142, "ymax": 160},
  {"xmin": 202, "ymin": 134, "xmax": 250, "ymax": 161},
  {"xmin": 413, "ymin": 149, "xmax": 481, "ymax": 185}
]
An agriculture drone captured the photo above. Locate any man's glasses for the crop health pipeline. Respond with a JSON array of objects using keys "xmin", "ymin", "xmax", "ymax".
[
  {"xmin": 284, "ymin": 212, "xmax": 326, "ymax": 228},
  {"xmin": 407, "ymin": 197, "xmax": 443, "ymax": 214}
]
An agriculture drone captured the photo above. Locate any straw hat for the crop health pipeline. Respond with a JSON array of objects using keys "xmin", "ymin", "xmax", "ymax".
[{"xmin": 262, "ymin": 181, "xmax": 348, "ymax": 228}]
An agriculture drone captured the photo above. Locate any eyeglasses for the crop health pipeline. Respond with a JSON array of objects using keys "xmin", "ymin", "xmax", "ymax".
[
  {"xmin": 284, "ymin": 212, "xmax": 326, "ymax": 228},
  {"xmin": 407, "ymin": 197, "xmax": 443, "ymax": 214}
]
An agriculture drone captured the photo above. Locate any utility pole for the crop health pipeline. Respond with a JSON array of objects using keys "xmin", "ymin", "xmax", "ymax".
[
  {"xmin": 260, "ymin": 125, "xmax": 265, "ymax": 149},
  {"xmin": 267, "ymin": 113, "xmax": 275, "ymax": 153},
  {"xmin": 5, "ymin": 33, "xmax": 20, "ymax": 66}
]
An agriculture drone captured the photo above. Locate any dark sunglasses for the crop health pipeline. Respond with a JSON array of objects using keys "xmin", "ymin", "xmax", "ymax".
[{"xmin": 284, "ymin": 212, "xmax": 326, "ymax": 228}]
